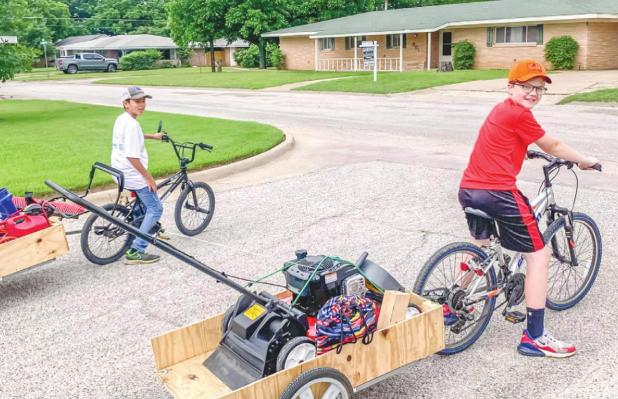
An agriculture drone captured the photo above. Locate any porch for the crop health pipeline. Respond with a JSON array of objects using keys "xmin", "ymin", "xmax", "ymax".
[{"xmin": 312, "ymin": 32, "xmax": 446, "ymax": 72}]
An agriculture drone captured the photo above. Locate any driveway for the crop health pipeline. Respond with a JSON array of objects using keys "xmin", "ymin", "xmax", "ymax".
[
  {"xmin": 427, "ymin": 69, "xmax": 618, "ymax": 103},
  {"xmin": 1, "ymin": 77, "xmax": 617, "ymax": 398}
]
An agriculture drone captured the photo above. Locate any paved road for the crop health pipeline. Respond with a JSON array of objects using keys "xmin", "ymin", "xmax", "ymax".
[{"xmin": 1, "ymin": 79, "xmax": 617, "ymax": 398}]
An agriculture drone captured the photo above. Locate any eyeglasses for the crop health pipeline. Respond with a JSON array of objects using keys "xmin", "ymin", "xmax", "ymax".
[{"xmin": 514, "ymin": 83, "xmax": 548, "ymax": 95}]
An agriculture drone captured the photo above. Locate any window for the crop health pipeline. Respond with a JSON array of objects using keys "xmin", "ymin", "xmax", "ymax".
[
  {"xmin": 319, "ymin": 38, "xmax": 335, "ymax": 51},
  {"xmin": 442, "ymin": 32, "xmax": 452, "ymax": 56},
  {"xmin": 386, "ymin": 34, "xmax": 406, "ymax": 49},
  {"xmin": 494, "ymin": 25, "xmax": 542, "ymax": 44},
  {"xmin": 344, "ymin": 36, "xmax": 367, "ymax": 50}
]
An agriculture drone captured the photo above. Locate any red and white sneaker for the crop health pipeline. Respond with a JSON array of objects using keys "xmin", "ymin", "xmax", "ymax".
[{"xmin": 517, "ymin": 330, "xmax": 576, "ymax": 358}]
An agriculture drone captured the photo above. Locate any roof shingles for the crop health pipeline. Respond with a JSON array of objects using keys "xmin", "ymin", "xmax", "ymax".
[{"xmin": 264, "ymin": 0, "xmax": 618, "ymax": 37}]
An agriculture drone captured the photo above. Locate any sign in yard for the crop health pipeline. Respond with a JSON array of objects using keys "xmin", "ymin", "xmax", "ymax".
[{"xmin": 360, "ymin": 41, "xmax": 379, "ymax": 82}]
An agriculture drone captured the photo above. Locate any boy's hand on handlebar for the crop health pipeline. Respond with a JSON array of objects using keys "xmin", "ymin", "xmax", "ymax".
[
  {"xmin": 578, "ymin": 156, "xmax": 600, "ymax": 170},
  {"xmin": 151, "ymin": 133, "xmax": 165, "ymax": 140}
]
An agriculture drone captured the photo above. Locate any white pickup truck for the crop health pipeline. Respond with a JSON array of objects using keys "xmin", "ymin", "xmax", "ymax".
[{"xmin": 55, "ymin": 53, "xmax": 119, "ymax": 74}]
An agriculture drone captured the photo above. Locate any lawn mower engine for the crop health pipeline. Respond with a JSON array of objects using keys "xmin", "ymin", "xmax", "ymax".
[{"xmin": 284, "ymin": 249, "xmax": 397, "ymax": 316}]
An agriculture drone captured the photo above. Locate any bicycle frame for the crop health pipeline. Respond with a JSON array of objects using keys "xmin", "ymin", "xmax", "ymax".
[{"xmin": 453, "ymin": 180, "xmax": 572, "ymax": 306}]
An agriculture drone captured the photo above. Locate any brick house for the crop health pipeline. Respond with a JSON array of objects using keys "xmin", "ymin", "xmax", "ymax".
[
  {"xmin": 263, "ymin": 0, "xmax": 618, "ymax": 71},
  {"xmin": 190, "ymin": 39, "xmax": 250, "ymax": 67},
  {"xmin": 56, "ymin": 34, "xmax": 181, "ymax": 65}
]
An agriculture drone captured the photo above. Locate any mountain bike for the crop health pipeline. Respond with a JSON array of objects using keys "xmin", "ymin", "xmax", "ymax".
[
  {"xmin": 80, "ymin": 123, "xmax": 215, "ymax": 265},
  {"xmin": 413, "ymin": 150, "xmax": 603, "ymax": 355}
]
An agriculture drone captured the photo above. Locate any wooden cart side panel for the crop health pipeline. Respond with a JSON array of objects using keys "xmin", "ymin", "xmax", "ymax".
[
  {"xmin": 423, "ymin": 301, "xmax": 446, "ymax": 354},
  {"xmin": 152, "ymin": 314, "xmax": 224, "ymax": 371},
  {"xmin": 218, "ymin": 294, "xmax": 444, "ymax": 399},
  {"xmin": 0, "ymin": 223, "xmax": 69, "ymax": 278}
]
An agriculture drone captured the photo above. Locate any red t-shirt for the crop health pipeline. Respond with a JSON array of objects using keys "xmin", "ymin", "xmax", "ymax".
[{"xmin": 460, "ymin": 98, "xmax": 545, "ymax": 190}]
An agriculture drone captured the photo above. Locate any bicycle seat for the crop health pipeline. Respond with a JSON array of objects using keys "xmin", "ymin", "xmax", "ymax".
[{"xmin": 464, "ymin": 207, "xmax": 493, "ymax": 220}]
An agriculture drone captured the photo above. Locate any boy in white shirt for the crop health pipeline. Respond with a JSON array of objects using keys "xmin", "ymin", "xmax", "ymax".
[{"xmin": 112, "ymin": 86, "xmax": 164, "ymax": 264}]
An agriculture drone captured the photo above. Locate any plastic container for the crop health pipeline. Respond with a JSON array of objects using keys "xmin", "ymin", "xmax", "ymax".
[
  {"xmin": 5, "ymin": 214, "xmax": 50, "ymax": 238},
  {"xmin": 0, "ymin": 188, "xmax": 18, "ymax": 220}
]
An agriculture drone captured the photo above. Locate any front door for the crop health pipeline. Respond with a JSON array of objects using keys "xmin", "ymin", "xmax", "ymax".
[{"xmin": 440, "ymin": 31, "xmax": 453, "ymax": 66}]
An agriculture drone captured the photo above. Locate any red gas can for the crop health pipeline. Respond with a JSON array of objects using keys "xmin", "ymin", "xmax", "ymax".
[{"xmin": 5, "ymin": 214, "xmax": 50, "ymax": 238}]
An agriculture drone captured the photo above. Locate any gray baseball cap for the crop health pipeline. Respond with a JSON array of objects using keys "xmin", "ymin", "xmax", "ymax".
[{"xmin": 120, "ymin": 86, "xmax": 152, "ymax": 102}]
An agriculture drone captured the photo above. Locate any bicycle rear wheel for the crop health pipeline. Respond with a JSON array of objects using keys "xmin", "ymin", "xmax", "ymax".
[
  {"xmin": 413, "ymin": 242, "xmax": 496, "ymax": 355},
  {"xmin": 80, "ymin": 203, "xmax": 132, "ymax": 265},
  {"xmin": 174, "ymin": 181, "xmax": 215, "ymax": 236},
  {"xmin": 545, "ymin": 212, "xmax": 602, "ymax": 311}
]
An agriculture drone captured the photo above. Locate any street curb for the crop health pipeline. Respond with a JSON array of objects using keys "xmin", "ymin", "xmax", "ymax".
[{"xmin": 85, "ymin": 132, "xmax": 295, "ymax": 204}]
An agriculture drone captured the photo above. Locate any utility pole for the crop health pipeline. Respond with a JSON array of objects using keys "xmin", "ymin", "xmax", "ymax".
[
  {"xmin": 384, "ymin": 0, "xmax": 388, "ymax": 10},
  {"xmin": 41, "ymin": 39, "xmax": 49, "ymax": 77}
]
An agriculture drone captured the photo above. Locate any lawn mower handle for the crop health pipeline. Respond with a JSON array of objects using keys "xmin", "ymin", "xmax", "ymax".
[{"xmin": 44, "ymin": 179, "xmax": 269, "ymax": 306}]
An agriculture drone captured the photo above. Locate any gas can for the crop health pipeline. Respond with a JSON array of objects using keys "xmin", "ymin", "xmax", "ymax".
[{"xmin": 5, "ymin": 214, "xmax": 50, "ymax": 238}]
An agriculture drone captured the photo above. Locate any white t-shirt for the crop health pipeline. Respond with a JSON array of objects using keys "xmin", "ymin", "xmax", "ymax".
[{"xmin": 111, "ymin": 112, "xmax": 149, "ymax": 190}]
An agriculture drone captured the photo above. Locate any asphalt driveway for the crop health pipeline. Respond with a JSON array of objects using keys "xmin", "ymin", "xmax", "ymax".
[{"xmin": 1, "ymin": 75, "xmax": 617, "ymax": 398}]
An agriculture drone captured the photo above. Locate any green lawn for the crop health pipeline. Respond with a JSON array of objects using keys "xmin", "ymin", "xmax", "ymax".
[
  {"xmin": 14, "ymin": 67, "xmax": 106, "ymax": 81},
  {"xmin": 559, "ymin": 88, "xmax": 618, "ymax": 105},
  {"xmin": 0, "ymin": 100, "xmax": 284, "ymax": 196},
  {"xmin": 15, "ymin": 67, "xmax": 362, "ymax": 89},
  {"xmin": 296, "ymin": 69, "xmax": 507, "ymax": 94}
]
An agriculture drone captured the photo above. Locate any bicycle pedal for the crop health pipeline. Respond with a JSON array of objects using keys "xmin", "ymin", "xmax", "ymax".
[
  {"xmin": 504, "ymin": 310, "xmax": 526, "ymax": 324},
  {"xmin": 450, "ymin": 318, "xmax": 467, "ymax": 334}
]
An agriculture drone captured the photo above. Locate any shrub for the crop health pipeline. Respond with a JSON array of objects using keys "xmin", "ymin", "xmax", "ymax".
[
  {"xmin": 177, "ymin": 47, "xmax": 193, "ymax": 67},
  {"xmin": 545, "ymin": 36, "xmax": 579, "ymax": 70},
  {"xmin": 120, "ymin": 49, "xmax": 161, "ymax": 71},
  {"xmin": 158, "ymin": 60, "xmax": 175, "ymax": 68},
  {"xmin": 452, "ymin": 40, "xmax": 476, "ymax": 70},
  {"xmin": 234, "ymin": 43, "xmax": 283, "ymax": 68},
  {"xmin": 267, "ymin": 43, "xmax": 285, "ymax": 69},
  {"xmin": 235, "ymin": 45, "xmax": 260, "ymax": 68}
]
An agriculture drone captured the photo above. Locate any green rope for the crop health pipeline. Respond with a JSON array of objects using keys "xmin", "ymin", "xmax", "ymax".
[{"xmin": 245, "ymin": 254, "xmax": 386, "ymax": 297}]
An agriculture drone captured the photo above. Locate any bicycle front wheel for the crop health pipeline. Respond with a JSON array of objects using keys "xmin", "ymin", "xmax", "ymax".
[
  {"xmin": 545, "ymin": 212, "xmax": 602, "ymax": 311},
  {"xmin": 413, "ymin": 242, "xmax": 496, "ymax": 355},
  {"xmin": 174, "ymin": 181, "xmax": 215, "ymax": 236},
  {"xmin": 80, "ymin": 203, "xmax": 132, "ymax": 265}
]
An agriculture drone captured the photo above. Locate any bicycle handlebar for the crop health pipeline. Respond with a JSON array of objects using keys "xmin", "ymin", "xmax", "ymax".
[
  {"xmin": 527, "ymin": 150, "xmax": 602, "ymax": 172},
  {"xmin": 160, "ymin": 133, "xmax": 213, "ymax": 167}
]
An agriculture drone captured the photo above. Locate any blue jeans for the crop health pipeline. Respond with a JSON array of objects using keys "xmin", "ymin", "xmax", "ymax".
[{"xmin": 131, "ymin": 187, "xmax": 163, "ymax": 253}]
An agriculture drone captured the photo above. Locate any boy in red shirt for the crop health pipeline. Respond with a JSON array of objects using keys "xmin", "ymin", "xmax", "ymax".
[{"xmin": 459, "ymin": 59, "xmax": 598, "ymax": 358}]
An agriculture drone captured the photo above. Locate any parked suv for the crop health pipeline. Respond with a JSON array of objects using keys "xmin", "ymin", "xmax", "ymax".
[{"xmin": 55, "ymin": 53, "xmax": 119, "ymax": 74}]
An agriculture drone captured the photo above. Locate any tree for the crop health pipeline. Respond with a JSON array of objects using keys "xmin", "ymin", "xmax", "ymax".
[
  {"xmin": 0, "ymin": 0, "xmax": 35, "ymax": 82},
  {"xmin": 20, "ymin": 0, "xmax": 74, "ymax": 48},
  {"xmin": 225, "ymin": 0, "xmax": 291, "ymax": 69},
  {"xmin": 86, "ymin": 0, "xmax": 169, "ymax": 36},
  {"xmin": 291, "ymin": 0, "xmax": 377, "ymax": 25},
  {"xmin": 167, "ymin": 0, "xmax": 231, "ymax": 72}
]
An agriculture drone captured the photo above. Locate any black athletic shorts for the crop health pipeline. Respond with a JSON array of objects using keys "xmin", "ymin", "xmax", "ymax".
[{"xmin": 458, "ymin": 188, "xmax": 545, "ymax": 253}]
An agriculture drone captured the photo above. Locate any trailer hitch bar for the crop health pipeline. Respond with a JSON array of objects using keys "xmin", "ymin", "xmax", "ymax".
[{"xmin": 45, "ymin": 180, "xmax": 287, "ymax": 311}]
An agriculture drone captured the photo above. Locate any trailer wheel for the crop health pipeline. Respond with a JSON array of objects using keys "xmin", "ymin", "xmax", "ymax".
[
  {"xmin": 279, "ymin": 367, "xmax": 353, "ymax": 399},
  {"xmin": 276, "ymin": 336, "xmax": 316, "ymax": 371}
]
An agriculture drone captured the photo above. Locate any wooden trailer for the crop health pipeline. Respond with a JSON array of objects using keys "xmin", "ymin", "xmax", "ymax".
[
  {"xmin": 151, "ymin": 291, "xmax": 445, "ymax": 399},
  {"xmin": 0, "ymin": 222, "xmax": 69, "ymax": 279}
]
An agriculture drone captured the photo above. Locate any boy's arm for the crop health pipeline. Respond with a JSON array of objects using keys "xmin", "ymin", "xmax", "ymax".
[
  {"xmin": 144, "ymin": 133, "xmax": 164, "ymax": 140},
  {"xmin": 127, "ymin": 157, "xmax": 157, "ymax": 192},
  {"xmin": 535, "ymin": 134, "xmax": 599, "ymax": 169}
]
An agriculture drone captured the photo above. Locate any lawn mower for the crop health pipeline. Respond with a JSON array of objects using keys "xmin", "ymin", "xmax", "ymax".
[{"xmin": 45, "ymin": 179, "xmax": 406, "ymax": 391}]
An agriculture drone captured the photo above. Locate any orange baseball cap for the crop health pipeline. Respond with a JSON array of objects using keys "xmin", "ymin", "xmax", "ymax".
[{"xmin": 508, "ymin": 59, "xmax": 552, "ymax": 84}]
